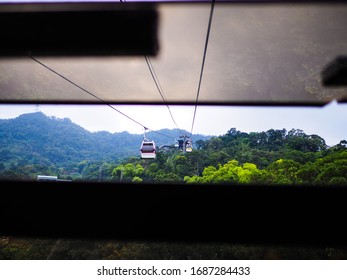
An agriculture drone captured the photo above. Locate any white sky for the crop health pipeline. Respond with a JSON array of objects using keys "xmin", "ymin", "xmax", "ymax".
[{"xmin": 0, "ymin": 101, "xmax": 346, "ymax": 147}]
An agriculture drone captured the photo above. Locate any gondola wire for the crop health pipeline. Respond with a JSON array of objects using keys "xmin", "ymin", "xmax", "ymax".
[
  {"xmin": 30, "ymin": 0, "xmax": 216, "ymax": 153},
  {"xmin": 29, "ymin": 56, "xmax": 172, "ymax": 140},
  {"xmin": 144, "ymin": 55, "xmax": 182, "ymax": 135},
  {"xmin": 120, "ymin": 0, "xmax": 183, "ymax": 142},
  {"xmin": 190, "ymin": 0, "xmax": 215, "ymax": 136}
]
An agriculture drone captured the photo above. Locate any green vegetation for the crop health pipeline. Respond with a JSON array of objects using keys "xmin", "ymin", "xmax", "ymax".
[
  {"xmin": 112, "ymin": 127, "xmax": 346, "ymax": 186},
  {"xmin": 1, "ymin": 113, "xmax": 346, "ymax": 185},
  {"xmin": 0, "ymin": 112, "xmax": 209, "ymax": 181},
  {"xmin": 1, "ymin": 113, "xmax": 347, "ymax": 260}
]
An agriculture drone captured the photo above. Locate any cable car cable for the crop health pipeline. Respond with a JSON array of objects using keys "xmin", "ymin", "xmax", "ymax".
[
  {"xmin": 144, "ymin": 55, "xmax": 182, "ymax": 134},
  {"xmin": 190, "ymin": 0, "xmax": 215, "ymax": 136},
  {"xmin": 119, "ymin": 0, "xmax": 182, "ymax": 141},
  {"xmin": 29, "ymin": 56, "xmax": 173, "ymax": 139}
]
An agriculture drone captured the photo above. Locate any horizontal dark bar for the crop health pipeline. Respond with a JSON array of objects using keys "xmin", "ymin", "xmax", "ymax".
[
  {"xmin": 2, "ymin": 180, "xmax": 347, "ymax": 247},
  {"xmin": 0, "ymin": 3, "xmax": 158, "ymax": 56}
]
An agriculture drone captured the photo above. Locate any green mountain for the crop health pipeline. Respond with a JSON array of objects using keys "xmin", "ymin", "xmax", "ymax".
[
  {"xmin": 0, "ymin": 112, "xmax": 210, "ymax": 180},
  {"xmin": 1, "ymin": 112, "xmax": 346, "ymax": 185}
]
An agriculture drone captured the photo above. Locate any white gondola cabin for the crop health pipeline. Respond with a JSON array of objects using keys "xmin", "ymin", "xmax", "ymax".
[
  {"xmin": 185, "ymin": 139, "xmax": 193, "ymax": 152},
  {"xmin": 140, "ymin": 140, "xmax": 156, "ymax": 159}
]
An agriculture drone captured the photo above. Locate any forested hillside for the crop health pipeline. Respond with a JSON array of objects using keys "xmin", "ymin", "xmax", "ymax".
[
  {"xmin": 0, "ymin": 112, "xmax": 210, "ymax": 180},
  {"xmin": 1, "ymin": 111, "xmax": 347, "ymax": 260},
  {"xmin": 111, "ymin": 128, "xmax": 347, "ymax": 185},
  {"xmin": 0, "ymin": 112, "xmax": 346, "ymax": 184}
]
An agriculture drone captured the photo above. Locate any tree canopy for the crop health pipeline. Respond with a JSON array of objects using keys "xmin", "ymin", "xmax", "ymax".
[{"xmin": 0, "ymin": 113, "xmax": 346, "ymax": 186}]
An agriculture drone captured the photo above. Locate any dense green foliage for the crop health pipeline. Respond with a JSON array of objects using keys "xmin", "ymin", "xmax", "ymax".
[
  {"xmin": 1, "ymin": 113, "xmax": 347, "ymax": 260},
  {"xmin": 0, "ymin": 112, "xmax": 209, "ymax": 181},
  {"xmin": 0, "ymin": 112, "xmax": 346, "ymax": 185},
  {"xmin": 113, "ymin": 128, "xmax": 347, "ymax": 186}
]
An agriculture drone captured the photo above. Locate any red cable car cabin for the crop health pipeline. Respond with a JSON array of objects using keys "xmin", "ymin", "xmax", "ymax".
[{"xmin": 140, "ymin": 140, "xmax": 156, "ymax": 159}]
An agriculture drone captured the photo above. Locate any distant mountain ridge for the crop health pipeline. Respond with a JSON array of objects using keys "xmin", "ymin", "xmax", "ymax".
[
  {"xmin": 1, "ymin": 112, "xmax": 346, "ymax": 185},
  {"xmin": 0, "ymin": 112, "xmax": 211, "ymax": 169}
]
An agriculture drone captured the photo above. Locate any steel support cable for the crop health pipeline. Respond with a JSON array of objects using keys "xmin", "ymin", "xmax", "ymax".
[
  {"xmin": 144, "ymin": 56, "xmax": 182, "ymax": 134},
  {"xmin": 190, "ymin": 0, "xmax": 215, "ymax": 136},
  {"xmin": 120, "ymin": 0, "xmax": 181, "ymax": 139},
  {"xmin": 29, "ymin": 56, "xmax": 173, "ymax": 139}
]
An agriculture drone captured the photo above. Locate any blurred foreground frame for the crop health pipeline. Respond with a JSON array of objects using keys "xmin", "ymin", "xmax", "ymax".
[
  {"xmin": 322, "ymin": 56, "xmax": 347, "ymax": 88},
  {"xmin": 2, "ymin": 180, "xmax": 347, "ymax": 247},
  {"xmin": 1, "ymin": 0, "xmax": 347, "ymax": 248},
  {"xmin": 0, "ymin": 2, "xmax": 158, "ymax": 57}
]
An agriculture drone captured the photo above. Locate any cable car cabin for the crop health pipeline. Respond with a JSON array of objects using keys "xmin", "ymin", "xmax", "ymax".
[
  {"xmin": 185, "ymin": 140, "xmax": 193, "ymax": 152},
  {"xmin": 140, "ymin": 140, "xmax": 156, "ymax": 159},
  {"xmin": 174, "ymin": 139, "xmax": 179, "ymax": 148}
]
